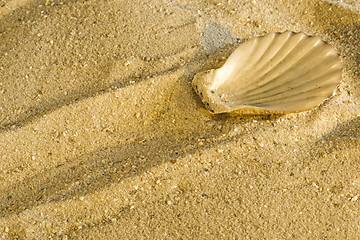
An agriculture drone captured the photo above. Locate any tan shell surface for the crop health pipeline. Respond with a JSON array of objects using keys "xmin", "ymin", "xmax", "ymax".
[{"xmin": 192, "ymin": 31, "xmax": 343, "ymax": 114}]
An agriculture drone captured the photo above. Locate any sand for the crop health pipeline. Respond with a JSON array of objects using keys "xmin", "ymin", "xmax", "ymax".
[{"xmin": 1, "ymin": 0, "xmax": 360, "ymax": 239}]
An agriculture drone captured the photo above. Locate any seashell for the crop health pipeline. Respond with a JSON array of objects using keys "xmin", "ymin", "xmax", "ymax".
[{"xmin": 192, "ymin": 31, "xmax": 342, "ymax": 114}]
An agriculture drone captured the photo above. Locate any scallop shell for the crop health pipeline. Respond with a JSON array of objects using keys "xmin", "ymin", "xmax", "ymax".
[{"xmin": 193, "ymin": 31, "xmax": 342, "ymax": 114}]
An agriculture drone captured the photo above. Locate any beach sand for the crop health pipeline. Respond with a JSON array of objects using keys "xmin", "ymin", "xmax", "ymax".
[{"xmin": 1, "ymin": 0, "xmax": 360, "ymax": 239}]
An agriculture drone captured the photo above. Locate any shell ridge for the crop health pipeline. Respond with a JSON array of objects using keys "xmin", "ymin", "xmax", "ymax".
[
  {"xmin": 235, "ymin": 33, "xmax": 311, "ymax": 95},
  {"xmin": 246, "ymin": 81, "xmax": 338, "ymax": 108},
  {"xmin": 219, "ymin": 39, "xmax": 261, "ymax": 88},
  {"xmin": 221, "ymin": 32, "xmax": 299, "ymax": 94},
  {"xmin": 248, "ymin": 94, "xmax": 325, "ymax": 112},
  {"xmin": 236, "ymin": 33, "xmax": 278, "ymax": 80},
  {"xmin": 228, "ymin": 33, "xmax": 283, "ymax": 90},
  {"xmin": 223, "ymin": 36, "xmax": 271, "ymax": 86},
  {"xmin": 242, "ymin": 75, "xmax": 339, "ymax": 106},
  {"xmin": 212, "ymin": 38, "xmax": 260, "ymax": 89},
  {"xmin": 241, "ymin": 67, "xmax": 341, "ymax": 103},
  {"xmin": 239, "ymin": 37, "xmax": 333, "ymax": 98},
  {"xmin": 239, "ymin": 47, "xmax": 341, "ymax": 101}
]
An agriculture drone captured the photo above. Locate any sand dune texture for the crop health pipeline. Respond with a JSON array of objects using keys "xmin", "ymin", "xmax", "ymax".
[{"xmin": 1, "ymin": 0, "xmax": 360, "ymax": 239}]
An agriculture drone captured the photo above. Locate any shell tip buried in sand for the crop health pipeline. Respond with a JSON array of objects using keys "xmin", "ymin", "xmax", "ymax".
[{"xmin": 193, "ymin": 31, "xmax": 343, "ymax": 114}]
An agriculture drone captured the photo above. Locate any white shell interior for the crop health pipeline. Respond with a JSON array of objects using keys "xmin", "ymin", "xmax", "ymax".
[{"xmin": 192, "ymin": 31, "xmax": 343, "ymax": 114}]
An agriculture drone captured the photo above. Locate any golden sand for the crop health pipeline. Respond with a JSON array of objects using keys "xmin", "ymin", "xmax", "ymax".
[{"xmin": 1, "ymin": 0, "xmax": 360, "ymax": 239}]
